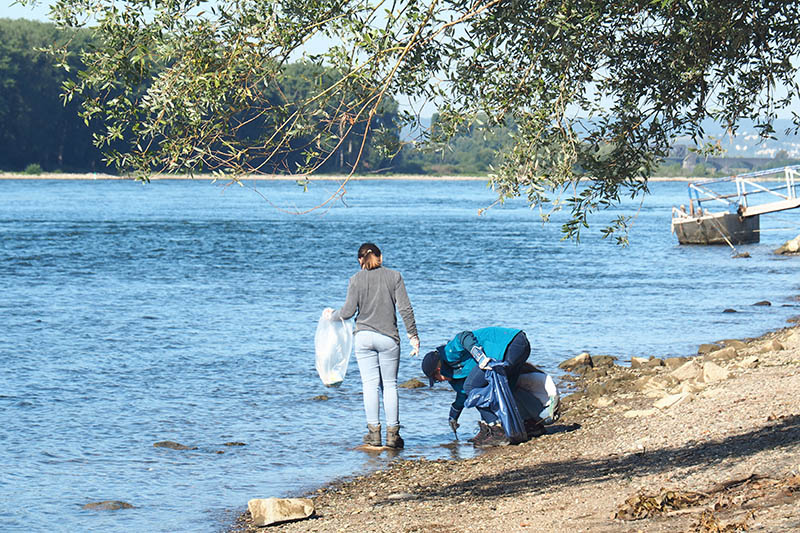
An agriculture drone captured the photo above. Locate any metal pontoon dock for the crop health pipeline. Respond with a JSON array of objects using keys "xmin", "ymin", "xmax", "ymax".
[{"xmin": 671, "ymin": 165, "xmax": 800, "ymax": 245}]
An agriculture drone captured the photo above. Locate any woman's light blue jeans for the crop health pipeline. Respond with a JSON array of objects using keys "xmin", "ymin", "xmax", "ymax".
[{"xmin": 354, "ymin": 330, "xmax": 400, "ymax": 427}]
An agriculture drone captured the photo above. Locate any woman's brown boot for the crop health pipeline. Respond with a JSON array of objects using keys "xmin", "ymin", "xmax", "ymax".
[
  {"xmin": 386, "ymin": 425, "xmax": 404, "ymax": 449},
  {"xmin": 363, "ymin": 424, "xmax": 381, "ymax": 446}
]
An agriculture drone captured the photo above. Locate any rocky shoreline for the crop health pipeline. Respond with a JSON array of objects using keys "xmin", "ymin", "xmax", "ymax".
[{"xmin": 229, "ymin": 322, "xmax": 800, "ymax": 532}]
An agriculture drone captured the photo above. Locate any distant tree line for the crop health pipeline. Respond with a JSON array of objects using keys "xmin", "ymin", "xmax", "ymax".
[
  {"xmin": 5, "ymin": 20, "xmax": 791, "ymax": 178},
  {"xmin": 0, "ymin": 19, "xmax": 513, "ymax": 176},
  {"xmin": 0, "ymin": 18, "xmax": 105, "ymax": 172}
]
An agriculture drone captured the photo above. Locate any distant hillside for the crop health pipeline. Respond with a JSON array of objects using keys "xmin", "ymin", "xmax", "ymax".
[
  {"xmin": 674, "ymin": 118, "xmax": 800, "ymax": 159},
  {"xmin": 405, "ymin": 116, "xmax": 799, "ymax": 159}
]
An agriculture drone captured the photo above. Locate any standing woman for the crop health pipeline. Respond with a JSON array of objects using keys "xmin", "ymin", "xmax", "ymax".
[{"xmin": 325, "ymin": 243, "xmax": 420, "ymax": 448}]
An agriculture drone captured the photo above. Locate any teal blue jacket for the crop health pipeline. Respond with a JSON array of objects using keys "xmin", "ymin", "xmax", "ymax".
[{"xmin": 439, "ymin": 327, "xmax": 522, "ymax": 416}]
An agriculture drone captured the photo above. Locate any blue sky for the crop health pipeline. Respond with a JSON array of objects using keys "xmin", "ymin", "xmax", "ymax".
[{"xmin": 2, "ymin": 1, "xmax": 50, "ymax": 20}]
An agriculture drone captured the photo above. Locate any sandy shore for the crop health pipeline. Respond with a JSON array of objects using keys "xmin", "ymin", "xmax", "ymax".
[{"xmin": 230, "ymin": 321, "xmax": 800, "ymax": 533}]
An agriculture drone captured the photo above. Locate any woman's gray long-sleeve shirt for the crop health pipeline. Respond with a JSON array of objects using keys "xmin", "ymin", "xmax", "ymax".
[{"xmin": 331, "ymin": 266, "xmax": 417, "ymax": 345}]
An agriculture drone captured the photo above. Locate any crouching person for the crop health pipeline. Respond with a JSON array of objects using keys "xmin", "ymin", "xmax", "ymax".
[{"xmin": 421, "ymin": 327, "xmax": 531, "ymax": 447}]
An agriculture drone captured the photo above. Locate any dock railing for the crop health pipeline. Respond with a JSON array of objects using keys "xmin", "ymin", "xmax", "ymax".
[{"xmin": 683, "ymin": 165, "xmax": 800, "ymax": 217}]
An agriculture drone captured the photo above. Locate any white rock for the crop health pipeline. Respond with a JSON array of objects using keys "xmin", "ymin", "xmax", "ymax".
[
  {"xmin": 677, "ymin": 382, "xmax": 704, "ymax": 394},
  {"xmin": 707, "ymin": 346, "xmax": 737, "ymax": 360},
  {"xmin": 654, "ymin": 393, "xmax": 689, "ymax": 410},
  {"xmin": 775, "ymin": 235, "xmax": 800, "ymax": 254},
  {"xmin": 758, "ymin": 339, "xmax": 784, "ymax": 353},
  {"xmin": 702, "ymin": 361, "xmax": 730, "ymax": 383},
  {"xmin": 559, "ymin": 352, "xmax": 592, "ymax": 370},
  {"xmin": 623, "ymin": 409, "xmax": 658, "ymax": 418},
  {"xmin": 737, "ymin": 356, "xmax": 760, "ymax": 369},
  {"xmin": 248, "ymin": 498, "xmax": 315, "ymax": 527},
  {"xmin": 593, "ymin": 397, "xmax": 616, "ymax": 408},
  {"xmin": 783, "ymin": 331, "xmax": 800, "ymax": 348},
  {"xmin": 670, "ymin": 360, "xmax": 703, "ymax": 382}
]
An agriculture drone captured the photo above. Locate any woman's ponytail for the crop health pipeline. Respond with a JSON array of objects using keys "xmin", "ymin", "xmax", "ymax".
[{"xmin": 357, "ymin": 242, "xmax": 382, "ymax": 270}]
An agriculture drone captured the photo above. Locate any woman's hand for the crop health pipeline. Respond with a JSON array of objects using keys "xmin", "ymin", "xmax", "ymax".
[
  {"xmin": 322, "ymin": 307, "xmax": 334, "ymax": 320},
  {"xmin": 409, "ymin": 335, "xmax": 420, "ymax": 357}
]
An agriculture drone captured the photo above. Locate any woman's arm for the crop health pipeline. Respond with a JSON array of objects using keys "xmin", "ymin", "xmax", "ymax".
[
  {"xmin": 395, "ymin": 273, "xmax": 418, "ymax": 339},
  {"xmin": 330, "ymin": 278, "xmax": 358, "ymax": 321}
]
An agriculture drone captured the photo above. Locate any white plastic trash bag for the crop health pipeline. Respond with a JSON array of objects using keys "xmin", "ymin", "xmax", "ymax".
[
  {"xmin": 515, "ymin": 369, "xmax": 560, "ymax": 424},
  {"xmin": 314, "ymin": 313, "xmax": 353, "ymax": 387}
]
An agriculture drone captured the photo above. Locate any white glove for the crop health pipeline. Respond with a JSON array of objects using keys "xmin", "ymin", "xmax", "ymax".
[{"xmin": 409, "ymin": 335, "xmax": 420, "ymax": 357}]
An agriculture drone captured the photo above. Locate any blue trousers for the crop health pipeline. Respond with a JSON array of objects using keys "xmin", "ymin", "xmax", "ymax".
[{"xmin": 463, "ymin": 331, "xmax": 530, "ymax": 423}]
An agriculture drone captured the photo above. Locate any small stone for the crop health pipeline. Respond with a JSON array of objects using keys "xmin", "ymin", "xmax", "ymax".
[
  {"xmin": 386, "ymin": 492, "xmax": 415, "ymax": 501},
  {"xmin": 248, "ymin": 498, "xmax": 315, "ymax": 527},
  {"xmin": 630, "ymin": 356, "xmax": 650, "ymax": 369},
  {"xmin": 635, "ymin": 375, "xmax": 677, "ymax": 396},
  {"xmin": 623, "ymin": 409, "xmax": 657, "ymax": 418},
  {"xmin": 719, "ymin": 339, "xmax": 747, "ymax": 350},
  {"xmin": 153, "ymin": 441, "xmax": 197, "ymax": 450},
  {"xmin": 591, "ymin": 355, "xmax": 617, "ymax": 368},
  {"xmin": 559, "ymin": 352, "xmax": 593, "ymax": 370},
  {"xmin": 784, "ymin": 331, "xmax": 800, "ymax": 348},
  {"xmin": 702, "ymin": 361, "xmax": 730, "ymax": 383},
  {"xmin": 737, "ymin": 356, "xmax": 760, "ymax": 369},
  {"xmin": 654, "ymin": 393, "xmax": 689, "ymax": 410},
  {"xmin": 664, "ymin": 357, "xmax": 689, "ymax": 370},
  {"xmin": 670, "ymin": 360, "xmax": 703, "ymax": 382},
  {"xmin": 753, "ymin": 300, "xmax": 772, "ymax": 306},
  {"xmin": 705, "ymin": 346, "xmax": 737, "ymax": 361},
  {"xmin": 697, "ymin": 343, "xmax": 721, "ymax": 355},
  {"xmin": 83, "ymin": 501, "xmax": 134, "ymax": 511},
  {"xmin": 224, "ymin": 442, "xmax": 246, "ymax": 446},
  {"xmin": 723, "ymin": 308, "xmax": 737, "ymax": 313},
  {"xmin": 762, "ymin": 339, "xmax": 784, "ymax": 352},
  {"xmin": 678, "ymin": 381, "xmax": 704, "ymax": 394},
  {"xmin": 399, "ymin": 378, "xmax": 426, "ymax": 389},
  {"xmin": 312, "ymin": 394, "xmax": 330, "ymax": 401},
  {"xmin": 593, "ymin": 397, "xmax": 615, "ymax": 408},
  {"xmin": 774, "ymin": 235, "xmax": 800, "ymax": 254}
]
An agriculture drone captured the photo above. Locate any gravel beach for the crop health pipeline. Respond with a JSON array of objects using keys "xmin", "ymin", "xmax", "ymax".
[{"xmin": 231, "ymin": 323, "xmax": 800, "ymax": 533}]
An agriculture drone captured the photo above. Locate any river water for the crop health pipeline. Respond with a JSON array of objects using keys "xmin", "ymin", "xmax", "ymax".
[{"xmin": 1, "ymin": 178, "xmax": 798, "ymax": 532}]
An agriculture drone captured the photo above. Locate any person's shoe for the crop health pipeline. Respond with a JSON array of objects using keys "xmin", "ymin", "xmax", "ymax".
[
  {"xmin": 468, "ymin": 421, "xmax": 492, "ymax": 443},
  {"xmin": 386, "ymin": 425, "xmax": 404, "ymax": 449},
  {"xmin": 363, "ymin": 424, "xmax": 381, "ymax": 446},
  {"xmin": 472, "ymin": 422, "xmax": 510, "ymax": 447},
  {"xmin": 524, "ymin": 418, "xmax": 547, "ymax": 438}
]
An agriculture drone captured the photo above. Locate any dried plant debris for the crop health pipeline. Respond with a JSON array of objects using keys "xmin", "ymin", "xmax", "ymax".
[
  {"xmin": 615, "ymin": 488, "xmax": 707, "ymax": 520},
  {"xmin": 616, "ymin": 473, "xmax": 800, "ymax": 526},
  {"xmin": 693, "ymin": 509, "xmax": 753, "ymax": 533}
]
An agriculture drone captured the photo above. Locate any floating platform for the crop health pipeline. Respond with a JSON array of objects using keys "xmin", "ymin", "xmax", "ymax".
[
  {"xmin": 672, "ymin": 166, "xmax": 800, "ymax": 245},
  {"xmin": 672, "ymin": 211, "xmax": 760, "ymax": 245}
]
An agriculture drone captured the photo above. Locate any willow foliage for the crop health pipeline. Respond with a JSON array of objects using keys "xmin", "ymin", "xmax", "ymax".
[{"xmin": 29, "ymin": 0, "xmax": 800, "ymax": 238}]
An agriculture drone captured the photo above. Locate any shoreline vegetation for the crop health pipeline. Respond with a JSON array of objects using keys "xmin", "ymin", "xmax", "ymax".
[
  {"xmin": 230, "ymin": 320, "xmax": 800, "ymax": 533},
  {"xmin": 0, "ymin": 172, "xmax": 784, "ymax": 182}
]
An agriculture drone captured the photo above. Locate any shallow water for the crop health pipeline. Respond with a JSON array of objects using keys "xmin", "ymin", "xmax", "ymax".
[{"xmin": 1, "ymin": 178, "xmax": 798, "ymax": 532}]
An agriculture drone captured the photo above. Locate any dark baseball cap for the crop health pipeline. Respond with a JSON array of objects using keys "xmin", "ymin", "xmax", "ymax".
[{"xmin": 421, "ymin": 348, "xmax": 442, "ymax": 387}]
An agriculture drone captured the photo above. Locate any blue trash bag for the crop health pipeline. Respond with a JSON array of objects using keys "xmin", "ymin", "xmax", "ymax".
[{"xmin": 464, "ymin": 361, "xmax": 527, "ymax": 441}]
